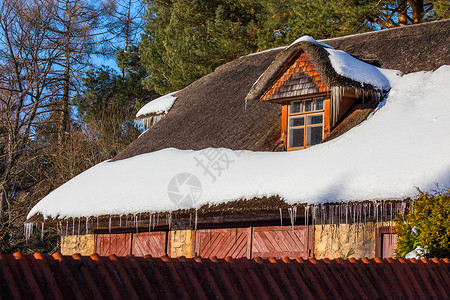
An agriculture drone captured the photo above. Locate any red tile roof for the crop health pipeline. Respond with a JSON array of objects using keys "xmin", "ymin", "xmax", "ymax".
[{"xmin": 1, "ymin": 253, "xmax": 449, "ymax": 299}]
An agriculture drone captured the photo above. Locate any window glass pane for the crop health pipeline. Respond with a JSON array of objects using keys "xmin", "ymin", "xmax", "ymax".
[
  {"xmin": 308, "ymin": 115, "xmax": 323, "ymax": 125},
  {"xmin": 307, "ymin": 126, "xmax": 323, "ymax": 146},
  {"xmin": 290, "ymin": 102, "xmax": 301, "ymax": 114},
  {"xmin": 290, "ymin": 117, "xmax": 304, "ymax": 127},
  {"xmin": 290, "ymin": 128, "xmax": 304, "ymax": 148},
  {"xmin": 314, "ymin": 99, "xmax": 324, "ymax": 110},
  {"xmin": 304, "ymin": 100, "xmax": 312, "ymax": 112}
]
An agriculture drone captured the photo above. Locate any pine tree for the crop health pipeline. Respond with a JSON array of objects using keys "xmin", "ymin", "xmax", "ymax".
[
  {"xmin": 139, "ymin": 0, "xmax": 263, "ymax": 95},
  {"xmin": 74, "ymin": 46, "xmax": 156, "ymax": 158}
]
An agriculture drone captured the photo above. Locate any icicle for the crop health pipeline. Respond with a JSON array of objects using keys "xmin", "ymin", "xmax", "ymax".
[
  {"xmin": 364, "ymin": 203, "xmax": 367, "ymax": 224},
  {"xmin": 194, "ymin": 209, "xmax": 198, "ymax": 231},
  {"xmin": 375, "ymin": 201, "xmax": 379, "ymax": 230},
  {"xmin": 345, "ymin": 203, "xmax": 348, "ymax": 224},
  {"xmin": 338, "ymin": 204, "xmax": 341, "ymax": 226},
  {"xmin": 168, "ymin": 212, "xmax": 172, "ymax": 230},
  {"xmin": 311, "ymin": 205, "xmax": 316, "ymax": 226},
  {"xmin": 305, "ymin": 205, "xmax": 309, "ymax": 228},
  {"xmin": 279, "ymin": 208, "xmax": 283, "ymax": 226},
  {"xmin": 390, "ymin": 202, "xmax": 393, "ymax": 227},
  {"xmin": 41, "ymin": 222, "xmax": 44, "ymax": 241},
  {"xmin": 119, "ymin": 215, "xmax": 122, "ymax": 227},
  {"xmin": 96, "ymin": 217, "xmax": 99, "ymax": 229},
  {"xmin": 135, "ymin": 215, "xmax": 138, "ymax": 233},
  {"xmin": 58, "ymin": 221, "xmax": 62, "ymax": 236},
  {"xmin": 288, "ymin": 208, "xmax": 295, "ymax": 232},
  {"xmin": 321, "ymin": 205, "xmax": 326, "ymax": 229},
  {"xmin": 148, "ymin": 213, "xmax": 152, "ymax": 236},
  {"xmin": 24, "ymin": 223, "xmax": 33, "ymax": 244},
  {"xmin": 72, "ymin": 218, "xmax": 75, "ymax": 236},
  {"xmin": 86, "ymin": 218, "xmax": 89, "ymax": 235},
  {"xmin": 78, "ymin": 218, "xmax": 81, "ymax": 236},
  {"xmin": 189, "ymin": 213, "xmax": 192, "ymax": 228},
  {"xmin": 293, "ymin": 206, "xmax": 297, "ymax": 223},
  {"xmin": 331, "ymin": 86, "xmax": 345, "ymax": 125},
  {"xmin": 66, "ymin": 221, "xmax": 68, "ymax": 237},
  {"xmin": 109, "ymin": 217, "xmax": 112, "ymax": 233}
]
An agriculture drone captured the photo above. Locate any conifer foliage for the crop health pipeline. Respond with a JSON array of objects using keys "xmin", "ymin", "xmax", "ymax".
[{"xmin": 396, "ymin": 190, "xmax": 450, "ymax": 258}]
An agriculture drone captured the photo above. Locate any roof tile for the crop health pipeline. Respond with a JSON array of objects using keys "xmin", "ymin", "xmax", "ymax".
[{"xmin": 0, "ymin": 253, "xmax": 448, "ymax": 299}]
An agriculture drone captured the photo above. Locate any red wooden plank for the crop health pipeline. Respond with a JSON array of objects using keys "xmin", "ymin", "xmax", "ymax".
[
  {"xmin": 195, "ymin": 228, "xmax": 249, "ymax": 258},
  {"xmin": 252, "ymin": 226, "xmax": 312, "ymax": 258},
  {"xmin": 95, "ymin": 234, "xmax": 131, "ymax": 256},
  {"xmin": 132, "ymin": 232, "xmax": 166, "ymax": 257}
]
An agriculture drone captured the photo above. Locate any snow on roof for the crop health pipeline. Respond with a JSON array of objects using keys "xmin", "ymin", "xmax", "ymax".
[
  {"xmin": 136, "ymin": 91, "xmax": 178, "ymax": 118},
  {"xmin": 290, "ymin": 35, "xmax": 334, "ymax": 49},
  {"xmin": 28, "ymin": 66, "xmax": 450, "ymax": 219},
  {"xmin": 326, "ymin": 48, "xmax": 390, "ymax": 90}
]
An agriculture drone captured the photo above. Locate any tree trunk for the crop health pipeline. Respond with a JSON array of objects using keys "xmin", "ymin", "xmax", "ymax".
[
  {"xmin": 398, "ymin": 0, "xmax": 408, "ymax": 26},
  {"xmin": 58, "ymin": 37, "xmax": 71, "ymax": 145}
]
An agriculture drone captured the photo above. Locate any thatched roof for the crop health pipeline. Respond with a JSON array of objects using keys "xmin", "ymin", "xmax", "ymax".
[
  {"xmin": 114, "ymin": 50, "xmax": 282, "ymax": 160},
  {"xmin": 114, "ymin": 19, "xmax": 450, "ymax": 161}
]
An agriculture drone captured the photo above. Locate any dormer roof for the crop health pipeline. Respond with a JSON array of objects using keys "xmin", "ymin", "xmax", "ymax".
[{"xmin": 246, "ymin": 38, "xmax": 390, "ymax": 102}]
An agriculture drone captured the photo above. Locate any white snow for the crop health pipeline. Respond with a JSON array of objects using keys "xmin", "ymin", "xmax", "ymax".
[
  {"xmin": 28, "ymin": 66, "xmax": 450, "ymax": 219},
  {"xmin": 136, "ymin": 91, "xmax": 178, "ymax": 118},
  {"xmin": 326, "ymin": 48, "xmax": 391, "ymax": 90},
  {"xmin": 290, "ymin": 35, "xmax": 334, "ymax": 49},
  {"xmin": 405, "ymin": 246, "xmax": 428, "ymax": 259}
]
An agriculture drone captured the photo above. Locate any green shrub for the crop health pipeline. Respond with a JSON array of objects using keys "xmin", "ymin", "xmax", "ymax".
[{"xmin": 395, "ymin": 190, "xmax": 450, "ymax": 258}]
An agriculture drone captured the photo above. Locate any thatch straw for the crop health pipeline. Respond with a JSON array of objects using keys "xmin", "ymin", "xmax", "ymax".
[{"xmin": 114, "ymin": 20, "xmax": 449, "ymax": 161}]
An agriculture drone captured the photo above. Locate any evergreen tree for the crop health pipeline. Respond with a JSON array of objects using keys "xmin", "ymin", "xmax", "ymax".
[
  {"xmin": 74, "ymin": 48, "xmax": 155, "ymax": 158},
  {"xmin": 139, "ymin": 0, "xmax": 263, "ymax": 95},
  {"xmin": 395, "ymin": 191, "xmax": 450, "ymax": 258},
  {"xmin": 140, "ymin": 0, "xmax": 449, "ymax": 95}
]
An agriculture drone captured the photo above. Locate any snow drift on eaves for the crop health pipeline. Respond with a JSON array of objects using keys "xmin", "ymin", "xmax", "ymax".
[
  {"xmin": 28, "ymin": 66, "xmax": 450, "ymax": 219},
  {"xmin": 136, "ymin": 91, "xmax": 178, "ymax": 118}
]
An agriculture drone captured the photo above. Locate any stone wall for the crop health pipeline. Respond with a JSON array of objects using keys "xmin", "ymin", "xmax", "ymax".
[
  {"xmin": 169, "ymin": 230, "xmax": 194, "ymax": 258},
  {"xmin": 61, "ymin": 234, "xmax": 95, "ymax": 256},
  {"xmin": 314, "ymin": 222, "xmax": 376, "ymax": 259}
]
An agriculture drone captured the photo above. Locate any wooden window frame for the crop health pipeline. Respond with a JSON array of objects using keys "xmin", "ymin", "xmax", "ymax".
[{"xmin": 287, "ymin": 97, "xmax": 325, "ymax": 150}]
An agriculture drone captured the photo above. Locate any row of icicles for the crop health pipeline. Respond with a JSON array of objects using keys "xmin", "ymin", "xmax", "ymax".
[{"xmin": 24, "ymin": 200, "xmax": 410, "ymax": 243}]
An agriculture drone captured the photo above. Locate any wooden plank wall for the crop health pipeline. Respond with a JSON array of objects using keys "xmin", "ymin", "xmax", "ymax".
[
  {"xmin": 95, "ymin": 233, "xmax": 132, "ymax": 256},
  {"xmin": 195, "ymin": 226, "xmax": 313, "ymax": 259},
  {"xmin": 94, "ymin": 225, "xmax": 314, "ymax": 258},
  {"xmin": 194, "ymin": 228, "xmax": 250, "ymax": 258},
  {"xmin": 95, "ymin": 232, "xmax": 167, "ymax": 257},
  {"xmin": 252, "ymin": 226, "xmax": 313, "ymax": 258},
  {"xmin": 132, "ymin": 232, "xmax": 167, "ymax": 257}
]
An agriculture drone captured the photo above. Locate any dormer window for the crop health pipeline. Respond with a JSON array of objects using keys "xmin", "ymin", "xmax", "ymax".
[
  {"xmin": 288, "ymin": 98, "xmax": 324, "ymax": 150},
  {"xmin": 245, "ymin": 39, "xmax": 388, "ymax": 152}
]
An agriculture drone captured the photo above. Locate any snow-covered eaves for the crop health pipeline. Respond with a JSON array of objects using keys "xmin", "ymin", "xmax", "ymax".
[
  {"xmin": 136, "ymin": 91, "xmax": 178, "ymax": 119},
  {"xmin": 28, "ymin": 66, "xmax": 450, "ymax": 220},
  {"xmin": 326, "ymin": 48, "xmax": 390, "ymax": 91},
  {"xmin": 135, "ymin": 92, "xmax": 178, "ymax": 128}
]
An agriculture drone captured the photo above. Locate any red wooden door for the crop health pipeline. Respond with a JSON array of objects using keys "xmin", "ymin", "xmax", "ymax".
[
  {"xmin": 381, "ymin": 233, "xmax": 398, "ymax": 258},
  {"xmin": 252, "ymin": 225, "xmax": 313, "ymax": 258},
  {"xmin": 95, "ymin": 233, "xmax": 132, "ymax": 256},
  {"xmin": 132, "ymin": 232, "xmax": 167, "ymax": 257},
  {"xmin": 194, "ymin": 228, "xmax": 250, "ymax": 258}
]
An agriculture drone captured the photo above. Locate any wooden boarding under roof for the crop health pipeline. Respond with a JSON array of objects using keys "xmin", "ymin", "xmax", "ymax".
[{"xmin": 261, "ymin": 52, "xmax": 330, "ymax": 102}]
